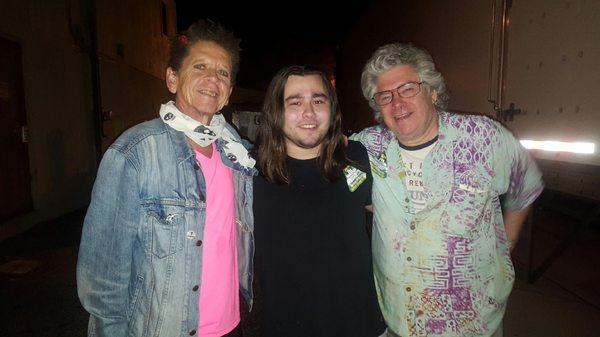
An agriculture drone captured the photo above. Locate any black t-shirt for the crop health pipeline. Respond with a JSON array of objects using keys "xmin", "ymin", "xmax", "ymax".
[{"xmin": 254, "ymin": 141, "xmax": 385, "ymax": 337}]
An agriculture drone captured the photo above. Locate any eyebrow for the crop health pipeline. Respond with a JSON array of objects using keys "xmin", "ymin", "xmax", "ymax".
[
  {"xmin": 190, "ymin": 57, "xmax": 231, "ymax": 69},
  {"xmin": 284, "ymin": 92, "xmax": 328, "ymax": 102}
]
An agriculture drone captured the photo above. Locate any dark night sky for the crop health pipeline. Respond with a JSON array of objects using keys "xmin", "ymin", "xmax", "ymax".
[{"xmin": 175, "ymin": 1, "xmax": 374, "ymax": 90}]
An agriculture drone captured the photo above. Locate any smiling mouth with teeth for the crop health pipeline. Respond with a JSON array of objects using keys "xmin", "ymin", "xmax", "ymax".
[
  {"xmin": 298, "ymin": 124, "xmax": 317, "ymax": 129},
  {"xmin": 394, "ymin": 112, "xmax": 413, "ymax": 120},
  {"xmin": 198, "ymin": 89, "xmax": 218, "ymax": 97}
]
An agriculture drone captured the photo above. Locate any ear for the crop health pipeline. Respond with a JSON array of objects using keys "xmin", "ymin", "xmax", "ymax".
[
  {"xmin": 166, "ymin": 67, "xmax": 178, "ymax": 94},
  {"xmin": 430, "ymin": 89, "xmax": 438, "ymax": 105}
]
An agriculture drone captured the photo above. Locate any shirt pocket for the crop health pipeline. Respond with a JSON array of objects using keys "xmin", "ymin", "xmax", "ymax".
[
  {"xmin": 143, "ymin": 200, "xmax": 186, "ymax": 259},
  {"xmin": 445, "ymin": 185, "xmax": 492, "ymax": 239}
]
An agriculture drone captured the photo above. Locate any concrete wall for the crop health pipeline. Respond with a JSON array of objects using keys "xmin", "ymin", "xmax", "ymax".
[
  {"xmin": 0, "ymin": 0, "xmax": 178, "ymax": 239},
  {"xmin": 95, "ymin": 0, "xmax": 176, "ymax": 149},
  {"xmin": 0, "ymin": 0, "xmax": 96, "ymax": 238},
  {"xmin": 337, "ymin": 0, "xmax": 494, "ymax": 132}
]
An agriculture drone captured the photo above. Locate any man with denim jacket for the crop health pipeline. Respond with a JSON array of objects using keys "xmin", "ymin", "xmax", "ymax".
[
  {"xmin": 351, "ymin": 43, "xmax": 544, "ymax": 337},
  {"xmin": 77, "ymin": 20, "xmax": 255, "ymax": 337}
]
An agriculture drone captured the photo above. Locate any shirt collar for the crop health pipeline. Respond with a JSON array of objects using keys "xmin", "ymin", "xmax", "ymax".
[{"xmin": 436, "ymin": 111, "xmax": 458, "ymax": 143}]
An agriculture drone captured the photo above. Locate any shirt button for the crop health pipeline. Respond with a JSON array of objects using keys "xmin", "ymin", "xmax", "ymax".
[
  {"xmin": 405, "ymin": 198, "xmax": 410, "ymax": 202},
  {"xmin": 410, "ymin": 225, "xmax": 415, "ymax": 230},
  {"xmin": 407, "ymin": 257, "xmax": 412, "ymax": 262},
  {"xmin": 406, "ymin": 287, "xmax": 412, "ymax": 292},
  {"xmin": 193, "ymin": 163, "xmax": 200, "ymax": 170},
  {"xmin": 196, "ymin": 240, "xmax": 202, "ymax": 247},
  {"xmin": 189, "ymin": 330, "xmax": 196, "ymax": 335},
  {"xmin": 192, "ymin": 285, "xmax": 199, "ymax": 291}
]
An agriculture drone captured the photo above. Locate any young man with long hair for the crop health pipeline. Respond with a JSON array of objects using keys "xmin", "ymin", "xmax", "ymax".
[{"xmin": 253, "ymin": 66, "xmax": 385, "ymax": 337}]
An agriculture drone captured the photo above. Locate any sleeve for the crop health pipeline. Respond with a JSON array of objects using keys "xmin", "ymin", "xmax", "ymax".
[
  {"xmin": 348, "ymin": 129, "xmax": 368, "ymax": 144},
  {"xmin": 76, "ymin": 148, "xmax": 140, "ymax": 337},
  {"xmin": 348, "ymin": 140, "xmax": 373, "ymax": 205},
  {"xmin": 491, "ymin": 122, "xmax": 544, "ymax": 211}
]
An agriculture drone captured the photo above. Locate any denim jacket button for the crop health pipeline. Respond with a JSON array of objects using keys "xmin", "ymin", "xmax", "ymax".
[
  {"xmin": 192, "ymin": 285, "xmax": 199, "ymax": 291},
  {"xmin": 196, "ymin": 240, "xmax": 202, "ymax": 247},
  {"xmin": 193, "ymin": 163, "xmax": 200, "ymax": 170},
  {"xmin": 189, "ymin": 330, "xmax": 196, "ymax": 335}
]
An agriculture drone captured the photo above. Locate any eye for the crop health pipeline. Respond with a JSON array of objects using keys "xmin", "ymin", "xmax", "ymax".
[
  {"xmin": 217, "ymin": 69, "xmax": 230, "ymax": 78},
  {"xmin": 378, "ymin": 91, "xmax": 392, "ymax": 100},
  {"xmin": 313, "ymin": 99, "xmax": 325, "ymax": 105},
  {"xmin": 193, "ymin": 63, "xmax": 206, "ymax": 71},
  {"xmin": 400, "ymin": 87, "xmax": 416, "ymax": 95}
]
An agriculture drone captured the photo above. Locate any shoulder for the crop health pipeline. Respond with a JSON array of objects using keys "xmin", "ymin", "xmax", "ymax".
[
  {"xmin": 346, "ymin": 140, "xmax": 371, "ymax": 173},
  {"xmin": 349, "ymin": 124, "xmax": 394, "ymax": 155},
  {"xmin": 346, "ymin": 140, "xmax": 368, "ymax": 161},
  {"xmin": 350, "ymin": 124, "xmax": 389, "ymax": 142},
  {"xmin": 443, "ymin": 112, "xmax": 508, "ymax": 142},
  {"xmin": 110, "ymin": 118, "xmax": 169, "ymax": 153}
]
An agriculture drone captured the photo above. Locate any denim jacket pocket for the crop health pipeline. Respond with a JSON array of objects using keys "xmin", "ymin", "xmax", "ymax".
[{"xmin": 144, "ymin": 200, "xmax": 186, "ymax": 259}]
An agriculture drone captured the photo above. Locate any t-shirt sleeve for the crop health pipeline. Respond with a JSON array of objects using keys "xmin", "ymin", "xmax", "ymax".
[
  {"xmin": 491, "ymin": 121, "xmax": 544, "ymax": 211},
  {"xmin": 347, "ymin": 140, "xmax": 373, "ymax": 205}
]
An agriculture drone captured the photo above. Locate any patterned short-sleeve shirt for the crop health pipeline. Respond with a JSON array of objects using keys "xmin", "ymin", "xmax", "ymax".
[{"xmin": 351, "ymin": 112, "xmax": 544, "ymax": 337}]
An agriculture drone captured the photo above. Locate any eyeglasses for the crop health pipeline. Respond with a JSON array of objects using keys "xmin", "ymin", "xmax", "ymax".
[{"xmin": 372, "ymin": 81, "xmax": 424, "ymax": 106}]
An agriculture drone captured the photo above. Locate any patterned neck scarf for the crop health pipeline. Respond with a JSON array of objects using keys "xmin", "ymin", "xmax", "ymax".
[{"xmin": 159, "ymin": 101, "xmax": 255, "ymax": 170}]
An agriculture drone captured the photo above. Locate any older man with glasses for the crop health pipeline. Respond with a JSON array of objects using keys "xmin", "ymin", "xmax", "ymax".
[{"xmin": 351, "ymin": 43, "xmax": 544, "ymax": 337}]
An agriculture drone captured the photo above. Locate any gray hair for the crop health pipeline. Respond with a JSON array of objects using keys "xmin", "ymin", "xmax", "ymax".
[{"xmin": 361, "ymin": 43, "xmax": 449, "ymax": 122}]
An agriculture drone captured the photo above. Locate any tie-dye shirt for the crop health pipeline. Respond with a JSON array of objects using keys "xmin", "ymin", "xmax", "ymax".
[{"xmin": 351, "ymin": 112, "xmax": 543, "ymax": 337}]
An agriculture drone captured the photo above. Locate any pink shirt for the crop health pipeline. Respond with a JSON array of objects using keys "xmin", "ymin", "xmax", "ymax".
[{"xmin": 196, "ymin": 145, "xmax": 240, "ymax": 337}]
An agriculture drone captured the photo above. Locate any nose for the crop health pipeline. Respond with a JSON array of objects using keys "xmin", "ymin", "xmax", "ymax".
[
  {"xmin": 203, "ymin": 68, "xmax": 219, "ymax": 82},
  {"xmin": 302, "ymin": 103, "xmax": 316, "ymax": 118},
  {"xmin": 390, "ymin": 91, "xmax": 407, "ymax": 107}
]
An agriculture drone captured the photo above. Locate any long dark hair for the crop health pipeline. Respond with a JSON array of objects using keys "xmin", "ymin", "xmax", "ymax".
[{"xmin": 257, "ymin": 65, "xmax": 349, "ymax": 184}]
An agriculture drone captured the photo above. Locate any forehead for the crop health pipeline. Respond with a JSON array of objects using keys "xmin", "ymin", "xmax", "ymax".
[
  {"xmin": 284, "ymin": 75, "xmax": 326, "ymax": 96},
  {"xmin": 376, "ymin": 65, "xmax": 420, "ymax": 90},
  {"xmin": 184, "ymin": 40, "xmax": 232, "ymax": 68}
]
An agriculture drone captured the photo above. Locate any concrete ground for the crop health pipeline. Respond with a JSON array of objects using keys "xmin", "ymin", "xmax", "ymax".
[{"xmin": 1, "ymin": 203, "xmax": 599, "ymax": 337}]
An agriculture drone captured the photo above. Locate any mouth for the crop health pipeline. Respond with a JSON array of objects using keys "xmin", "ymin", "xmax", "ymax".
[
  {"xmin": 393, "ymin": 111, "xmax": 413, "ymax": 121},
  {"xmin": 298, "ymin": 124, "xmax": 317, "ymax": 129},
  {"xmin": 198, "ymin": 89, "xmax": 218, "ymax": 98}
]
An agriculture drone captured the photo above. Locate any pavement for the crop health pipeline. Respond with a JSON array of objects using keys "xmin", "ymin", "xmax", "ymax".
[{"xmin": 1, "ymin": 202, "xmax": 599, "ymax": 337}]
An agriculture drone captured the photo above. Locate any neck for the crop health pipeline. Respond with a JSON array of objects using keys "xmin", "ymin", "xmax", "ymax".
[
  {"xmin": 286, "ymin": 145, "xmax": 321, "ymax": 160},
  {"xmin": 189, "ymin": 138, "xmax": 213, "ymax": 157},
  {"xmin": 176, "ymin": 101, "xmax": 213, "ymax": 125}
]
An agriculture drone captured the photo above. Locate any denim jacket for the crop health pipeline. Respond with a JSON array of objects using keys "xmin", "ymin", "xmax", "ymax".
[{"xmin": 77, "ymin": 117, "xmax": 256, "ymax": 337}]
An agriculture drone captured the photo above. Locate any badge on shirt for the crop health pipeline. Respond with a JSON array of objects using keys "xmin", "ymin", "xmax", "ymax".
[
  {"xmin": 370, "ymin": 152, "xmax": 388, "ymax": 178},
  {"xmin": 343, "ymin": 165, "xmax": 367, "ymax": 192}
]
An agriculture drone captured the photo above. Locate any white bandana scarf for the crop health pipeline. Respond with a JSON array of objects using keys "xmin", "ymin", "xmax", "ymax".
[{"xmin": 159, "ymin": 101, "xmax": 256, "ymax": 171}]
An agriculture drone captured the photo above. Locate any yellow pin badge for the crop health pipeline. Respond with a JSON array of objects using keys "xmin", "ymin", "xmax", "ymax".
[{"xmin": 343, "ymin": 165, "xmax": 367, "ymax": 192}]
